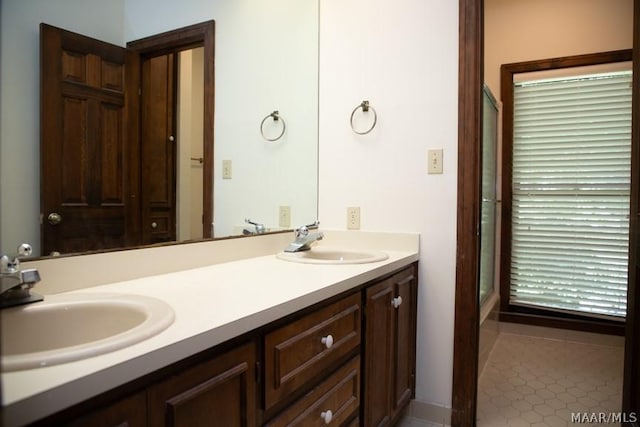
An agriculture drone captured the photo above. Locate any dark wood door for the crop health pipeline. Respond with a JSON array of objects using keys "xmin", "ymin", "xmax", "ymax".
[
  {"xmin": 40, "ymin": 24, "xmax": 140, "ymax": 255},
  {"xmin": 140, "ymin": 53, "xmax": 177, "ymax": 244},
  {"xmin": 147, "ymin": 342, "xmax": 257, "ymax": 427}
]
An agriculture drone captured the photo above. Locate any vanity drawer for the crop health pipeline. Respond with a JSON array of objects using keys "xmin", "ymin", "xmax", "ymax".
[
  {"xmin": 264, "ymin": 292, "xmax": 361, "ymax": 410},
  {"xmin": 265, "ymin": 356, "xmax": 360, "ymax": 427}
]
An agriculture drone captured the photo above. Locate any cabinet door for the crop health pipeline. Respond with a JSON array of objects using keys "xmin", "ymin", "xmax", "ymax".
[
  {"xmin": 391, "ymin": 267, "xmax": 417, "ymax": 414},
  {"xmin": 364, "ymin": 265, "xmax": 418, "ymax": 427},
  {"xmin": 363, "ymin": 279, "xmax": 394, "ymax": 427},
  {"xmin": 65, "ymin": 391, "xmax": 146, "ymax": 427},
  {"xmin": 147, "ymin": 341, "xmax": 257, "ymax": 427}
]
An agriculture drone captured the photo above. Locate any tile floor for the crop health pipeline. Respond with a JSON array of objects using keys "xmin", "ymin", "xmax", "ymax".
[{"xmin": 477, "ymin": 332, "xmax": 624, "ymax": 427}]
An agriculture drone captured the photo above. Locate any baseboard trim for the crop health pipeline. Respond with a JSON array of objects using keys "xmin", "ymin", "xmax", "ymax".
[{"xmin": 408, "ymin": 399, "xmax": 452, "ymax": 426}]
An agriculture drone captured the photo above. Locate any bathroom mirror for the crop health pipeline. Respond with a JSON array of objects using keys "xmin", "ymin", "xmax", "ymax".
[{"xmin": 0, "ymin": 0, "xmax": 319, "ymax": 257}]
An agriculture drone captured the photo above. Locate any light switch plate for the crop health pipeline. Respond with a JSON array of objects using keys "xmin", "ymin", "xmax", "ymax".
[
  {"xmin": 427, "ymin": 149, "xmax": 443, "ymax": 174},
  {"xmin": 279, "ymin": 206, "xmax": 291, "ymax": 228},
  {"xmin": 222, "ymin": 160, "xmax": 232, "ymax": 179},
  {"xmin": 347, "ymin": 207, "xmax": 360, "ymax": 230}
]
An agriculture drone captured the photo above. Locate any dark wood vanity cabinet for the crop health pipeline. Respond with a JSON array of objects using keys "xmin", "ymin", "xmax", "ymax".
[
  {"xmin": 64, "ymin": 390, "xmax": 147, "ymax": 427},
  {"xmin": 262, "ymin": 292, "xmax": 362, "ymax": 425},
  {"xmin": 363, "ymin": 266, "xmax": 418, "ymax": 426},
  {"xmin": 36, "ymin": 263, "xmax": 417, "ymax": 427},
  {"xmin": 265, "ymin": 356, "xmax": 361, "ymax": 427},
  {"xmin": 147, "ymin": 341, "xmax": 257, "ymax": 427},
  {"xmin": 263, "ymin": 292, "xmax": 361, "ymax": 412}
]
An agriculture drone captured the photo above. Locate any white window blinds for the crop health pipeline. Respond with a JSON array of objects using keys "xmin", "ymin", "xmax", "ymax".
[{"xmin": 511, "ymin": 70, "xmax": 632, "ymax": 319}]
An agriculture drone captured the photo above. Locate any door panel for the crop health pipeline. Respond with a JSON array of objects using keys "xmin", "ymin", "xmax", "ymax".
[{"xmin": 40, "ymin": 24, "xmax": 138, "ymax": 255}]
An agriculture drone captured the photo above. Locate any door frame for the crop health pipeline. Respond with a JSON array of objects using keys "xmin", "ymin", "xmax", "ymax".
[
  {"xmin": 127, "ymin": 21, "xmax": 215, "ymax": 239},
  {"xmin": 452, "ymin": 0, "xmax": 640, "ymax": 425}
]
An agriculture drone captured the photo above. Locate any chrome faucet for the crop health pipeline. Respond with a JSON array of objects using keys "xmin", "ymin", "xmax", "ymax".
[
  {"xmin": 284, "ymin": 221, "xmax": 324, "ymax": 252},
  {"xmin": 243, "ymin": 218, "xmax": 266, "ymax": 235},
  {"xmin": 1, "ymin": 243, "xmax": 42, "ymax": 308}
]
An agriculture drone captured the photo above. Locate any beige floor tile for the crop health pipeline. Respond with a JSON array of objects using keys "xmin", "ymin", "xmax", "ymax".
[{"xmin": 477, "ymin": 330, "xmax": 623, "ymax": 427}]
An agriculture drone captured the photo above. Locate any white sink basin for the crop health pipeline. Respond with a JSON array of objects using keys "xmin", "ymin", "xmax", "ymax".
[
  {"xmin": 1, "ymin": 293, "xmax": 175, "ymax": 372},
  {"xmin": 276, "ymin": 247, "xmax": 389, "ymax": 264}
]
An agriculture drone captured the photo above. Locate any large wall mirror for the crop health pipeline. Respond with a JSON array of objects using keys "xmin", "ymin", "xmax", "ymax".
[{"xmin": 0, "ymin": 0, "xmax": 319, "ymax": 257}]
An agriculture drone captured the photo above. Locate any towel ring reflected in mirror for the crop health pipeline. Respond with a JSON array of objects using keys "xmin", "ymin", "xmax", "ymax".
[
  {"xmin": 350, "ymin": 100, "xmax": 377, "ymax": 135},
  {"xmin": 260, "ymin": 110, "xmax": 287, "ymax": 142}
]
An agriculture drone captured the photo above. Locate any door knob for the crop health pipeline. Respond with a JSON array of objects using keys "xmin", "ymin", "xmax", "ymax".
[
  {"xmin": 151, "ymin": 222, "xmax": 158, "ymax": 229},
  {"xmin": 47, "ymin": 212, "xmax": 62, "ymax": 225}
]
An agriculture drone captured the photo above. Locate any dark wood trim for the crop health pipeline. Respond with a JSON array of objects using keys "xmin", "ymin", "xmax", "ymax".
[
  {"xmin": 451, "ymin": 0, "xmax": 483, "ymax": 425},
  {"xmin": 499, "ymin": 311, "xmax": 625, "ymax": 336},
  {"xmin": 124, "ymin": 50, "xmax": 141, "ymax": 247},
  {"xmin": 499, "ymin": 49, "xmax": 633, "ymax": 319},
  {"xmin": 499, "ymin": 49, "xmax": 631, "ymax": 74},
  {"xmin": 127, "ymin": 21, "xmax": 215, "ymax": 239},
  {"xmin": 623, "ymin": 0, "xmax": 640, "ymax": 422}
]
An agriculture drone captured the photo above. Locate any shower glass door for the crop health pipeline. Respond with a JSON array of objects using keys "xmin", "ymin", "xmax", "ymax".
[{"xmin": 479, "ymin": 85, "xmax": 498, "ymax": 304}]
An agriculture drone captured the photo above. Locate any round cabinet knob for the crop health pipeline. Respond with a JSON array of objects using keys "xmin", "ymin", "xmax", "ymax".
[
  {"xmin": 151, "ymin": 222, "xmax": 158, "ymax": 229},
  {"xmin": 47, "ymin": 212, "xmax": 62, "ymax": 225},
  {"xmin": 321, "ymin": 334, "xmax": 334, "ymax": 349},
  {"xmin": 320, "ymin": 410, "xmax": 333, "ymax": 424},
  {"xmin": 168, "ymin": 135, "xmax": 175, "ymax": 142},
  {"xmin": 392, "ymin": 296, "xmax": 403, "ymax": 309}
]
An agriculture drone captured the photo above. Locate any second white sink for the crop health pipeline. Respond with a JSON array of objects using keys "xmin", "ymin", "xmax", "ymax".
[{"xmin": 276, "ymin": 247, "xmax": 389, "ymax": 264}]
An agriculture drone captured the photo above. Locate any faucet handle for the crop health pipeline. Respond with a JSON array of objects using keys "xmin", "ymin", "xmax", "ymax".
[
  {"xmin": 1, "ymin": 243, "xmax": 34, "ymax": 274},
  {"xmin": 295, "ymin": 221, "xmax": 320, "ymax": 238},
  {"xmin": 304, "ymin": 220, "xmax": 320, "ymax": 229},
  {"xmin": 245, "ymin": 218, "xmax": 266, "ymax": 234},
  {"xmin": 17, "ymin": 243, "xmax": 33, "ymax": 257}
]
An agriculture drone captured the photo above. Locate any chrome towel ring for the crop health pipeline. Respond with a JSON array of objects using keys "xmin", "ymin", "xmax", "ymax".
[
  {"xmin": 350, "ymin": 100, "xmax": 377, "ymax": 135},
  {"xmin": 260, "ymin": 110, "xmax": 286, "ymax": 142}
]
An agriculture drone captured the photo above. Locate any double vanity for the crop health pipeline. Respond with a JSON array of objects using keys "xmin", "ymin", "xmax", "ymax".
[{"xmin": 1, "ymin": 230, "xmax": 419, "ymax": 426}]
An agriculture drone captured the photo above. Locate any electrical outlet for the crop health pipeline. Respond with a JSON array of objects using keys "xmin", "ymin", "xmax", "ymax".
[
  {"xmin": 427, "ymin": 149, "xmax": 443, "ymax": 174},
  {"xmin": 222, "ymin": 160, "xmax": 232, "ymax": 179},
  {"xmin": 279, "ymin": 206, "xmax": 291, "ymax": 228},
  {"xmin": 347, "ymin": 207, "xmax": 360, "ymax": 230}
]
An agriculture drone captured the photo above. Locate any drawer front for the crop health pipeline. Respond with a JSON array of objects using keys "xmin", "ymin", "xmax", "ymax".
[
  {"xmin": 266, "ymin": 356, "xmax": 360, "ymax": 427},
  {"xmin": 264, "ymin": 292, "xmax": 361, "ymax": 410}
]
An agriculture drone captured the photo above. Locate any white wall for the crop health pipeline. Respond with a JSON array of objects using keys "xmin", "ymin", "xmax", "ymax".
[
  {"xmin": 484, "ymin": 0, "xmax": 634, "ymax": 98},
  {"xmin": 177, "ymin": 48, "xmax": 204, "ymax": 241},
  {"xmin": 319, "ymin": 0, "xmax": 459, "ymax": 411}
]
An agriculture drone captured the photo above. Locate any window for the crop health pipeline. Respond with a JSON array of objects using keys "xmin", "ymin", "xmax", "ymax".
[{"xmin": 500, "ymin": 51, "xmax": 633, "ymax": 323}]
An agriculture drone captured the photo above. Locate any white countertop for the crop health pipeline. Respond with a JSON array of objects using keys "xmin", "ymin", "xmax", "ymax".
[{"xmin": 1, "ymin": 231, "xmax": 419, "ymax": 426}]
